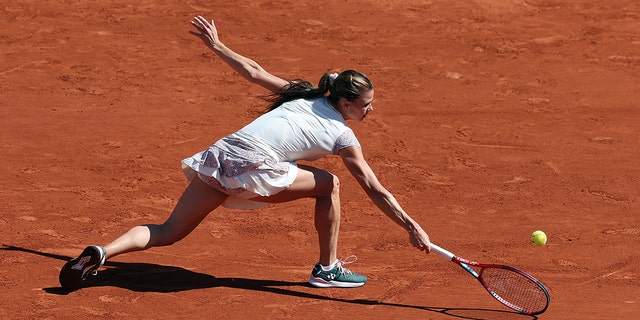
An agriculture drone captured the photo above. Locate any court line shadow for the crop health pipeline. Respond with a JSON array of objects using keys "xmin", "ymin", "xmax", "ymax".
[{"xmin": 2, "ymin": 244, "xmax": 538, "ymax": 320}]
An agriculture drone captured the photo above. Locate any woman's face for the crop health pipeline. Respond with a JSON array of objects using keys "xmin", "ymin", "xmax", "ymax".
[{"xmin": 341, "ymin": 89, "xmax": 374, "ymax": 121}]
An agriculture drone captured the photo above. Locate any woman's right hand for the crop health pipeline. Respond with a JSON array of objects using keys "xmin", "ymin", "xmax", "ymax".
[{"xmin": 408, "ymin": 225, "xmax": 431, "ymax": 254}]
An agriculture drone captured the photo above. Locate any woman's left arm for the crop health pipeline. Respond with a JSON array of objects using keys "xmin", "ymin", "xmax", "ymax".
[
  {"xmin": 339, "ymin": 146, "xmax": 431, "ymax": 253},
  {"xmin": 190, "ymin": 16, "xmax": 289, "ymax": 93}
]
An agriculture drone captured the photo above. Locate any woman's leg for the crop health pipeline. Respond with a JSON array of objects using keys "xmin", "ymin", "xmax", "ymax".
[
  {"xmin": 104, "ymin": 176, "xmax": 229, "ymax": 260},
  {"xmin": 251, "ymin": 165, "xmax": 340, "ymax": 266},
  {"xmin": 254, "ymin": 165, "xmax": 365, "ymax": 288}
]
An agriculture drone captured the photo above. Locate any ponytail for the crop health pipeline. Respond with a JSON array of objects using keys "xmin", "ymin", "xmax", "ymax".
[{"xmin": 263, "ymin": 70, "xmax": 373, "ymax": 111}]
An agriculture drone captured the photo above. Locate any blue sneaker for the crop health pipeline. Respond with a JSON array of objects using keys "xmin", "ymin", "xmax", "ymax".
[
  {"xmin": 59, "ymin": 245, "xmax": 106, "ymax": 290},
  {"xmin": 308, "ymin": 256, "xmax": 367, "ymax": 288}
]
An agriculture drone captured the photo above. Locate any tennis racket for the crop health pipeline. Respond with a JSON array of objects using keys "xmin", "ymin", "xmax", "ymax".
[{"xmin": 430, "ymin": 243, "xmax": 550, "ymax": 315}]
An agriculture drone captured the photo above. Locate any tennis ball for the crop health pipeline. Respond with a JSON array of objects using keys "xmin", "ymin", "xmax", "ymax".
[{"xmin": 531, "ymin": 230, "xmax": 547, "ymax": 246}]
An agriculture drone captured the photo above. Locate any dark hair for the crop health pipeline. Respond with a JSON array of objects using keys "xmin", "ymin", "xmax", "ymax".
[{"xmin": 264, "ymin": 70, "xmax": 373, "ymax": 111}]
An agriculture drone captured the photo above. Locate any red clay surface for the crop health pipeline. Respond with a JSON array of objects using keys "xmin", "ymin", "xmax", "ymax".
[{"xmin": 2, "ymin": 1, "xmax": 639, "ymax": 319}]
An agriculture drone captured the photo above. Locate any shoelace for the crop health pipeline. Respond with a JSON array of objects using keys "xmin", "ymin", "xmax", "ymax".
[{"xmin": 336, "ymin": 255, "xmax": 358, "ymax": 275}]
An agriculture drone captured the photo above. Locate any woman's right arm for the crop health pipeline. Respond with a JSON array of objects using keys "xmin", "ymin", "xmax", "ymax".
[
  {"xmin": 339, "ymin": 146, "xmax": 431, "ymax": 253},
  {"xmin": 190, "ymin": 16, "xmax": 289, "ymax": 93}
]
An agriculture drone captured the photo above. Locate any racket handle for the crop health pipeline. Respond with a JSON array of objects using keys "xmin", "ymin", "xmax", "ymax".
[{"xmin": 430, "ymin": 243, "xmax": 455, "ymax": 261}]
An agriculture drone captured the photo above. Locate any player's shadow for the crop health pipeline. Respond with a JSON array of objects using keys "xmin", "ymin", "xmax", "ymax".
[{"xmin": 3, "ymin": 244, "xmax": 538, "ymax": 320}]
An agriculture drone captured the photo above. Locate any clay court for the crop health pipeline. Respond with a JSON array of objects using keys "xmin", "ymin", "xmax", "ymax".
[{"xmin": 1, "ymin": 0, "xmax": 639, "ymax": 319}]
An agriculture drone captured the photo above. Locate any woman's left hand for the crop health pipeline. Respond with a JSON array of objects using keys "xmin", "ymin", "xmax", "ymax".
[{"xmin": 190, "ymin": 15, "xmax": 222, "ymax": 50}]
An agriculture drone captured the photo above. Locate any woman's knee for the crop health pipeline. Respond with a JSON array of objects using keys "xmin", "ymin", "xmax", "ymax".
[
  {"xmin": 316, "ymin": 170, "xmax": 340, "ymax": 196},
  {"xmin": 149, "ymin": 223, "xmax": 185, "ymax": 247}
]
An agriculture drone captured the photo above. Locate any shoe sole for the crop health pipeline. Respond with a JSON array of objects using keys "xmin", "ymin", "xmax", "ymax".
[
  {"xmin": 59, "ymin": 246, "xmax": 101, "ymax": 290},
  {"xmin": 308, "ymin": 277, "xmax": 366, "ymax": 288}
]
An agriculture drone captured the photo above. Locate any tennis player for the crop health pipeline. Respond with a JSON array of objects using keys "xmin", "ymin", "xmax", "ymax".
[{"xmin": 59, "ymin": 15, "xmax": 431, "ymax": 290}]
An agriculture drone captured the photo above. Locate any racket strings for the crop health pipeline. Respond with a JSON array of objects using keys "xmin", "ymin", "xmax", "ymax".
[{"xmin": 480, "ymin": 267, "xmax": 549, "ymax": 314}]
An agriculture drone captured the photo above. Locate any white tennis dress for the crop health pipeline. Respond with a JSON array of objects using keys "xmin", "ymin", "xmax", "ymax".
[{"xmin": 181, "ymin": 97, "xmax": 360, "ymax": 209}]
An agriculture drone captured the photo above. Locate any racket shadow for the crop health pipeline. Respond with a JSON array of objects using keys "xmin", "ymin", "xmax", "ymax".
[{"xmin": 4, "ymin": 244, "xmax": 539, "ymax": 320}]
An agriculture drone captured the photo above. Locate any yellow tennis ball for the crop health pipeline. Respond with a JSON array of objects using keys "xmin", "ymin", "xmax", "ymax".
[{"xmin": 531, "ymin": 230, "xmax": 547, "ymax": 246}]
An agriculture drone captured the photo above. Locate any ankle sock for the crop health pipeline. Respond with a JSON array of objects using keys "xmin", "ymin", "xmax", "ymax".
[
  {"xmin": 96, "ymin": 246, "xmax": 107, "ymax": 266},
  {"xmin": 321, "ymin": 260, "xmax": 338, "ymax": 271}
]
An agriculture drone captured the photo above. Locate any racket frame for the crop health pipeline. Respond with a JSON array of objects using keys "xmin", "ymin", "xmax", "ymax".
[{"xmin": 430, "ymin": 243, "xmax": 550, "ymax": 315}]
